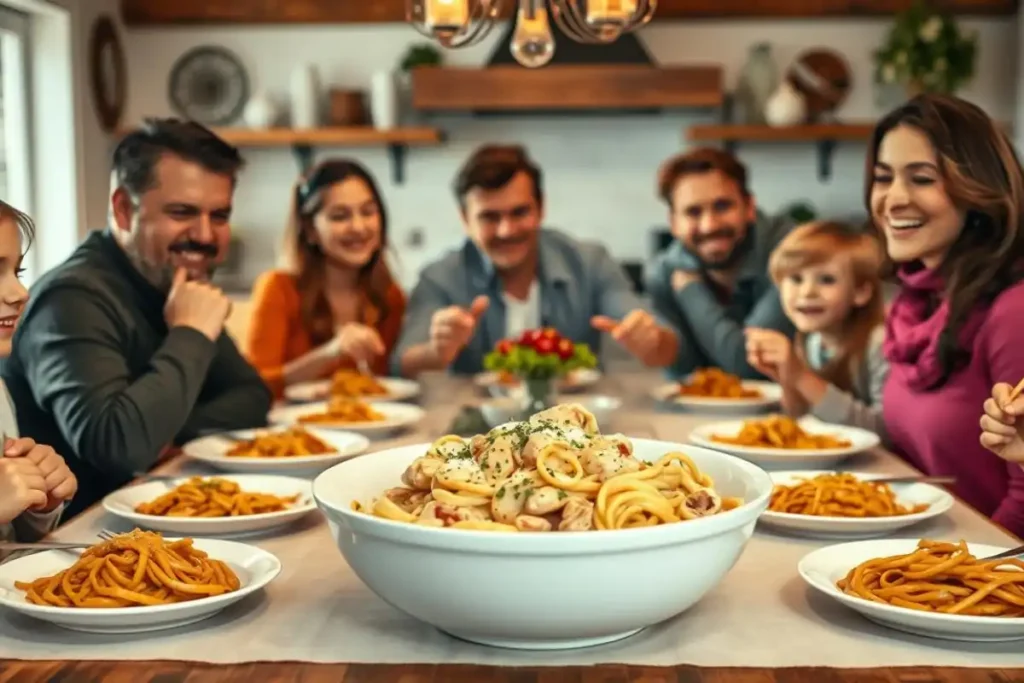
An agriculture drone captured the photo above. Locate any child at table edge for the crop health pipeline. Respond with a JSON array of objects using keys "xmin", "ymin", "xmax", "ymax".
[{"xmin": 0, "ymin": 201, "xmax": 78, "ymax": 562}]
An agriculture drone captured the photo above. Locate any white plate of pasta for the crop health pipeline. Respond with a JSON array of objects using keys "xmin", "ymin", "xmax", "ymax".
[
  {"xmin": 0, "ymin": 529, "xmax": 281, "ymax": 633},
  {"xmin": 799, "ymin": 538, "xmax": 1024, "ymax": 641},
  {"xmin": 284, "ymin": 373, "xmax": 421, "ymax": 403},
  {"xmin": 689, "ymin": 416, "xmax": 880, "ymax": 468},
  {"xmin": 102, "ymin": 475, "xmax": 318, "ymax": 536},
  {"xmin": 650, "ymin": 369, "xmax": 781, "ymax": 413},
  {"xmin": 268, "ymin": 400, "xmax": 424, "ymax": 436},
  {"xmin": 760, "ymin": 471, "xmax": 953, "ymax": 539},
  {"xmin": 311, "ymin": 402, "xmax": 773, "ymax": 650},
  {"xmin": 180, "ymin": 426, "xmax": 370, "ymax": 474}
]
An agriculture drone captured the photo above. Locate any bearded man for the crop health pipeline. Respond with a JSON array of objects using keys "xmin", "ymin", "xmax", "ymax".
[
  {"xmin": 646, "ymin": 147, "xmax": 796, "ymax": 379},
  {"xmin": 1, "ymin": 118, "xmax": 272, "ymax": 517}
]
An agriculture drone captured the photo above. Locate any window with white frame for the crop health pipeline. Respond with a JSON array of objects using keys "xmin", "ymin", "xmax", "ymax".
[{"xmin": 0, "ymin": 5, "xmax": 32, "ymax": 277}]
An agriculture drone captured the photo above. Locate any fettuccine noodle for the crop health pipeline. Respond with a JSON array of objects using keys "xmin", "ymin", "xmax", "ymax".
[
  {"xmin": 353, "ymin": 403, "xmax": 742, "ymax": 532},
  {"xmin": 837, "ymin": 539, "xmax": 1024, "ymax": 616},
  {"xmin": 769, "ymin": 473, "xmax": 929, "ymax": 517},
  {"xmin": 15, "ymin": 529, "xmax": 240, "ymax": 608},
  {"xmin": 134, "ymin": 477, "xmax": 300, "ymax": 517}
]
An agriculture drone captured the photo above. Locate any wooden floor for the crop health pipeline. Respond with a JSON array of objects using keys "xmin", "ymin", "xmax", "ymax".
[{"xmin": 0, "ymin": 662, "xmax": 1022, "ymax": 683}]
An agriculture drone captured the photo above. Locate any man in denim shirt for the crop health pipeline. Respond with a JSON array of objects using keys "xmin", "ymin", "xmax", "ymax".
[
  {"xmin": 393, "ymin": 144, "xmax": 679, "ymax": 377},
  {"xmin": 646, "ymin": 148, "xmax": 795, "ymax": 379}
]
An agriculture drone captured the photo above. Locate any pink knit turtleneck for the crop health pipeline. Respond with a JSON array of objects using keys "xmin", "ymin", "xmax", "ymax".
[{"xmin": 883, "ymin": 266, "xmax": 1024, "ymax": 536}]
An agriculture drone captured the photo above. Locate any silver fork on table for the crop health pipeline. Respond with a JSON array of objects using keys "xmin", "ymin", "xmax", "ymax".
[{"xmin": 0, "ymin": 528, "xmax": 119, "ymax": 552}]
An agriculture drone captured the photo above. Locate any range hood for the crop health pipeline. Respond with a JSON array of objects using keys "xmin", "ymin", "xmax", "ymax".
[{"xmin": 410, "ymin": 15, "xmax": 723, "ymax": 114}]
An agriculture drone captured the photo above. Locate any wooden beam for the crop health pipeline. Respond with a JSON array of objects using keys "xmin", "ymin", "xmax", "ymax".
[
  {"xmin": 122, "ymin": 0, "xmax": 1017, "ymax": 24},
  {"xmin": 411, "ymin": 65, "xmax": 723, "ymax": 111}
]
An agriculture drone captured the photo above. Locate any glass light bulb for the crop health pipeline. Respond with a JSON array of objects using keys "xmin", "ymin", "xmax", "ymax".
[
  {"xmin": 511, "ymin": 0, "xmax": 555, "ymax": 68},
  {"xmin": 425, "ymin": 0, "xmax": 469, "ymax": 30},
  {"xmin": 585, "ymin": 0, "xmax": 636, "ymax": 25}
]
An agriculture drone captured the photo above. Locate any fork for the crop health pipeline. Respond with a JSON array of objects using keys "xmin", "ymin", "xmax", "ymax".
[
  {"xmin": 983, "ymin": 543, "xmax": 1024, "ymax": 560},
  {"xmin": 356, "ymin": 359, "xmax": 373, "ymax": 377},
  {"xmin": 0, "ymin": 528, "xmax": 119, "ymax": 552}
]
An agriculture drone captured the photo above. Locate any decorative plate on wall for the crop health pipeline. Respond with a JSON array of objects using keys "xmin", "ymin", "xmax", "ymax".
[
  {"xmin": 88, "ymin": 14, "xmax": 127, "ymax": 133},
  {"xmin": 168, "ymin": 46, "xmax": 250, "ymax": 125}
]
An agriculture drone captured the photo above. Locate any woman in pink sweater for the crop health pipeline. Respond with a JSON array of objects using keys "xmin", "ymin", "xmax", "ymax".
[{"xmin": 869, "ymin": 94, "xmax": 1024, "ymax": 536}]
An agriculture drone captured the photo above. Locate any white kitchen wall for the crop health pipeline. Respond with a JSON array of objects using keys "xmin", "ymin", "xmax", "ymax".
[{"xmin": 121, "ymin": 18, "xmax": 1017, "ymax": 291}]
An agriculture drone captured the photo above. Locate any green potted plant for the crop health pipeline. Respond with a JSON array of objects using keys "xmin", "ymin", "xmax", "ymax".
[
  {"xmin": 873, "ymin": 0, "xmax": 976, "ymax": 96},
  {"xmin": 484, "ymin": 328, "xmax": 597, "ymax": 417},
  {"xmin": 396, "ymin": 43, "xmax": 443, "ymax": 125},
  {"xmin": 400, "ymin": 43, "xmax": 443, "ymax": 72}
]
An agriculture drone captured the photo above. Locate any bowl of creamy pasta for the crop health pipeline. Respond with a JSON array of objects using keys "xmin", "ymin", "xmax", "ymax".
[{"xmin": 313, "ymin": 403, "xmax": 773, "ymax": 651}]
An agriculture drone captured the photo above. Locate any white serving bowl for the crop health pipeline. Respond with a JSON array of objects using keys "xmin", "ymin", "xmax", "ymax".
[
  {"xmin": 312, "ymin": 438, "xmax": 772, "ymax": 650},
  {"xmin": 480, "ymin": 395, "xmax": 623, "ymax": 429}
]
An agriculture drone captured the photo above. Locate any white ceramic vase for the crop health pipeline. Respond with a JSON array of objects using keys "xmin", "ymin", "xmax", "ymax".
[
  {"xmin": 290, "ymin": 64, "xmax": 321, "ymax": 129},
  {"xmin": 765, "ymin": 81, "xmax": 807, "ymax": 127},
  {"xmin": 370, "ymin": 70, "xmax": 398, "ymax": 130},
  {"xmin": 242, "ymin": 93, "xmax": 279, "ymax": 129}
]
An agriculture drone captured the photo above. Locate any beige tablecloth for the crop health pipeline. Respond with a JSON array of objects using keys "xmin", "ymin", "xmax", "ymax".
[{"xmin": 1, "ymin": 371, "xmax": 1021, "ymax": 668}]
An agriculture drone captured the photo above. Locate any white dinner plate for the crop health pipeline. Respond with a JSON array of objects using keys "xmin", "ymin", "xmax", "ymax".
[
  {"xmin": 268, "ymin": 401, "xmax": 424, "ymax": 436},
  {"xmin": 474, "ymin": 368, "xmax": 601, "ymax": 395},
  {"xmin": 689, "ymin": 417, "xmax": 880, "ymax": 468},
  {"xmin": 0, "ymin": 537, "xmax": 281, "ymax": 634},
  {"xmin": 181, "ymin": 427, "xmax": 370, "ymax": 474},
  {"xmin": 283, "ymin": 376, "xmax": 421, "ymax": 403},
  {"xmin": 799, "ymin": 538, "xmax": 1024, "ymax": 641},
  {"xmin": 650, "ymin": 379, "xmax": 782, "ymax": 413},
  {"xmin": 760, "ymin": 470, "xmax": 954, "ymax": 539},
  {"xmin": 102, "ymin": 474, "xmax": 317, "ymax": 536}
]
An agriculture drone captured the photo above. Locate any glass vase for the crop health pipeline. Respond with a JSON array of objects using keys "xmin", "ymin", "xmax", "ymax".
[{"xmin": 518, "ymin": 376, "xmax": 556, "ymax": 419}]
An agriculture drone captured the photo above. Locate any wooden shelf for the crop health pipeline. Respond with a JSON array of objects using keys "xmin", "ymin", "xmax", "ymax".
[
  {"xmin": 687, "ymin": 122, "xmax": 876, "ymax": 181},
  {"xmin": 116, "ymin": 126, "xmax": 445, "ymax": 184},
  {"xmin": 121, "ymin": 0, "xmax": 1017, "ymax": 24},
  {"xmin": 411, "ymin": 66, "xmax": 723, "ymax": 112}
]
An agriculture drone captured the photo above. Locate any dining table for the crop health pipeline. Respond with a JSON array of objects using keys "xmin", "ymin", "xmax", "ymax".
[{"xmin": 1, "ymin": 368, "xmax": 1023, "ymax": 683}]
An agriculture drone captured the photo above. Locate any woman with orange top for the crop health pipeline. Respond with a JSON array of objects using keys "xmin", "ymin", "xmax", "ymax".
[{"xmin": 244, "ymin": 159, "xmax": 405, "ymax": 398}]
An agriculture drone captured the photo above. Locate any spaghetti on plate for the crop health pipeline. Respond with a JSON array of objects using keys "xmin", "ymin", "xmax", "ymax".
[
  {"xmin": 134, "ymin": 477, "xmax": 300, "ymax": 517},
  {"xmin": 678, "ymin": 368, "xmax": 762, "ymax": 399},
  {"xmin": 353, "ymin": 403, "xmax": 742, "ymax": 532},
  {"xmin": 299, "ymin": 397, "xmax": 385, "ymax": 424},
  {"xmin": 225, "ymin": 427, "xmax": 336, "ymax": 458},
  {"xmin": 711, "ymin": 415, "xmax": 852, "ymax": 449},
  {"xmin": 770, "ymin": 473, "xmax": 929, "ymax": 518},
  {"xmin": 15, "ymin": 529, "xmax": 240, "ymax": 608},
  {"xmin": 837, "ymin": 539, "xmax": 1024, "ymax": 616}
]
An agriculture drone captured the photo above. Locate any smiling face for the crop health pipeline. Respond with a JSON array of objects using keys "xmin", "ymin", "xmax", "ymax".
[
  {"xmin": 870, "ymin": 124, "xmax": 965, "ymax": 269},
  {"xmin": 461, "ymin": 171, "xmax": 542, "ymax": 273},
  {"xmin": 112, "ymin": 152, "xmax": 234, "ymax": 290},
  {"xmin": 668, "ymin": 169, "xmax": 756, "ymax": 270},
  {"xmin": 779, "ymin": 254, "xmax": 873, "ymax": 335},
  {"xmin": 308, "ymin": 177, "xmax": 383, "ymax": 270},
  {"xmin": 0, "ymin": 216, "xmax": 28, "ymax": 357}
]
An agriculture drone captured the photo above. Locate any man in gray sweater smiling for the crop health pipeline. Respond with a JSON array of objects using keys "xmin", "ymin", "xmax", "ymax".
[
  {"xmin": 646, "ymin": 147, "xmax": 796, "ymax": 379},
  {"xmin": 1, "ymin": 118, "xmax": 272, "ymax": 518}
]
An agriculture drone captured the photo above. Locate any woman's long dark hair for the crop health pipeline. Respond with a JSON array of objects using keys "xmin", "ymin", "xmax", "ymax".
[
  {"xmin": 280, "ymin": 159, "xmax": 396, "ymax": 346},
  {"xmin": 864, "ymin": 94, "xmax": 1024, "ymax": 387}
]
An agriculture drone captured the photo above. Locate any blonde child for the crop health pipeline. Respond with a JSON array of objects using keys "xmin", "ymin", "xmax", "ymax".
[
  {"xmin": 745, "ymin": 221, "xmax": 888, "ymax": 439},
  {"xmin": 0, "ymin": 201, "xmax": 77, "ymax": 560}
]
